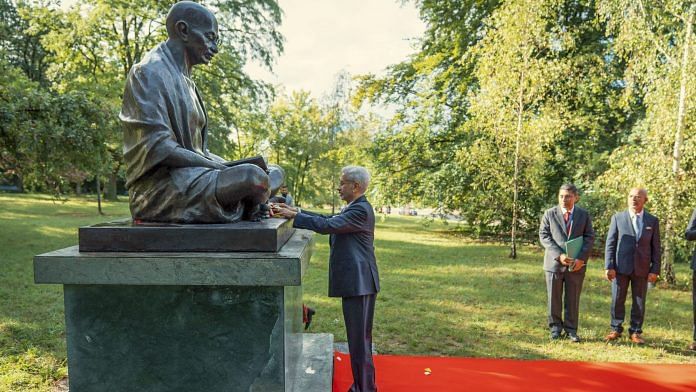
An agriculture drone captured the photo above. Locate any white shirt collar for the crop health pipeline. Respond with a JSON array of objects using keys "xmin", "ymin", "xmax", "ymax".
[
  {"xmin": 561, "ymin": 206, "xmax": 575, "ymax": 215},
  {"xmin": 629, "ymin": 210, "xmax": 644, "ymax": 219}
]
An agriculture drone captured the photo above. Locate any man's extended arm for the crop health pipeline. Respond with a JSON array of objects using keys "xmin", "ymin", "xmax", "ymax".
[{"xmin": 293, "ymin": 207, "xmax": 367, "ymax": 235}]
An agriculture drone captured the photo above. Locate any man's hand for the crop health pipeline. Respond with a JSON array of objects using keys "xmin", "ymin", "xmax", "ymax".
[
  {"xmin": 270, "ymin": 203, "xmax": 297, "ymax": 219},
  {"xmin": 559, "ymin": 254, "xmax": 572, "ymax": 266},
  {"xmin": 605, "ymin": 269, "xmax": 616, "ymax": 281},
  {"xmin": 273, "ymin": 203, "xmax": 297, "ymax": 212},
  {"xmin": 648, "ymin": 273, "xmax": 658, "ymax": 284},
  {"xmin": 571, "ymin": 259, "xmax": 585, "ymax": 272}
]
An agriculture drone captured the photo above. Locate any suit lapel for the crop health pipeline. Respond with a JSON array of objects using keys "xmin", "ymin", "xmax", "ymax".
[
  {"xmin": 623, "ymin": 210, "xmax": 636, "ymax": 237},
  {"xmin": 553, "ymin": 207, "xmax": 567, "ymax": 237},
  {"xmin": 568, "ymin": 208, "xmax": 581, "ymax": 238}
]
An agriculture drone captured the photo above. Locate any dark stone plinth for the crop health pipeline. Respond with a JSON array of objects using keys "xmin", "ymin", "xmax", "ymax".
[
  {"xmin": 78, "ymin": 218, "xmax": 294, "ymax": 252},
  {"xmin": 34, "ymin": 229, "xmax": 313, "ymax": 286},
  {"xmin": 64, "ymin": 284, "xmax": 300, "ymax": 392}
]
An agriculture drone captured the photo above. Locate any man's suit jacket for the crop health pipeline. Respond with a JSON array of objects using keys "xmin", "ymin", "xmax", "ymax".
[
  {"xmin": 539, "ymin": 206, "xmax": 595, "ymax": 273},
  {"xmin": 685, "ymin": 208, "xmax": 696, "ymax": 270},
  {"xmin": 605, "ymin": 210, "xmax": 661, "ymax": 277},
  {"xmin": 292, "ymin": 195, "xmax": 380, "ymax": 298}
]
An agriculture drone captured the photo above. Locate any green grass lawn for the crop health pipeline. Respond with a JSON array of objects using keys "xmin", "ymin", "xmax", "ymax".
[{"xmin": 1, "ymin": 194, "xmax": 695, "ymax": 391}]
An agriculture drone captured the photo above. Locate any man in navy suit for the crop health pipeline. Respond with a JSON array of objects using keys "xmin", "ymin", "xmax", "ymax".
[
  {"xmin": 539, "ymin": 184, "xmax": 595, "ymax": 342},
  {"xmin": 605, "ymin": 188, "xmax": 661, "ymax": 344},
  {"xmin": 273, "ymin": 166, "xmax": 379, "ymax": 392},
  {"xmin": 685, "ymin": 208, "xmax": 696, "ymax": 350}
]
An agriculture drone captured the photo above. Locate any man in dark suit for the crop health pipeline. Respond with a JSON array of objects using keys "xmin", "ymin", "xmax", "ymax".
[
  {"xmin": 539, "ymin": 184, "xmax": 595, "ymax": 342},
  {"xmin": 685, "ymin": 208, "xmax": 696, "ymax": 350},
  {"xmin": 273, "ymin": 165, "xmax": 379, "ymax": 392},
  {"xmin": 605, "ymin": 188, "xmax": 660, "ymax": 344}
]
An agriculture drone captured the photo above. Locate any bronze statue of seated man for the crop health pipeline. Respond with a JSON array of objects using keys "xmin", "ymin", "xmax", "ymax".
[{"xmin": 120, "ymin": 1, "xmax": 280, "ymax": 223}]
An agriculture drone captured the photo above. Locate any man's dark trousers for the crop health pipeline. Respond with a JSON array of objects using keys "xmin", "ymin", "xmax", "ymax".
[
  {"xmin": 692, "ymin": 271, "xmax": 696, "ymax": 341},
  {"xmin": 611, "ymin": 273, "xmax": 649, "ymax": 334},
  {"xmin": 686, "ymin": 208, "xmax": 696, "ymax": 341},
  {"xmin": 545, "ymin": 268, "xmax": 585, "ymax": 334},
  {"xmin": 343, "ymin": 294, "xmax": 376, "ymax": 392}
]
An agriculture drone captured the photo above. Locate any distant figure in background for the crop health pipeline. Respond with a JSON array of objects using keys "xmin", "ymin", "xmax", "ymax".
[
  {"xmin": 604, "ymin": 188, "xmax": 660, "ymax": 345},
  {"xmin": 685, "ymin": 208, "xmax": 696, "ymax": 350},
  {"xmin": 280, "ymin": 184, "xmax": 294, "ymax": 206},
  {"xmin": 539, "ymin": 184, "xmax": 594, "ymax": 342}
]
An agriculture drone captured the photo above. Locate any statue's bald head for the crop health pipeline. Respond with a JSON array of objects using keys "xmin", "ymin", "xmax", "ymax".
[{"xmin": 166, "ymin": 1, "xmax": 216, "ymax": 39}]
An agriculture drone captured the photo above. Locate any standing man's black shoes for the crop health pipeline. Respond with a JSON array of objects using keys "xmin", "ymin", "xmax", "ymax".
[{"xmin": 567, "ymin": 332, "xmax": 581, "ymax": 343}]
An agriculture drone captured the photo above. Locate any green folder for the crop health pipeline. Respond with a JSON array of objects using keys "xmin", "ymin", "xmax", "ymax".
[{"xmin": 565, "ymin": 236, "xmax": 584, "ymax": 259}]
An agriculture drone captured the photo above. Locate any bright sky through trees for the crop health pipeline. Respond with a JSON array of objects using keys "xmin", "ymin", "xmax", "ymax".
[{"xmin": 245, "ymin": 0, "xmax": 425, "ymax": 97}]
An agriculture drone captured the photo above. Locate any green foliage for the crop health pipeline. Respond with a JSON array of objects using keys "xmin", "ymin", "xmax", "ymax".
[
  {"xmin": 264, "ymin": 85, "xmax": 374, "ymax": 207},
  {"xmin": 359, "ymin": 0, "xmax": 628, "ymax": 245},
  {"xmin": 0, "ymin": 0, "xmax": 51, "ymax": 85},
  {"xmin": 595, "ymin": 0, "xmax": 696, "ymax": 268},
  {"xmin": 1, "ymin": 0, "xmax": 284, "ymax": 199},
  {"xmin": 0, "ymin": 58, "xmax": 111, "ymax": 194}
]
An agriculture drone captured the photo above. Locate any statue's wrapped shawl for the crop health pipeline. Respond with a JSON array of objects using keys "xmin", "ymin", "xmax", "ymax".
[{"xmin": 120, "ymin": 43, "xmax": 242, "ymax": 223}]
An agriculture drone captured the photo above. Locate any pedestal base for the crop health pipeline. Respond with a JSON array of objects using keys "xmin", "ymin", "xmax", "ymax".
[
  {"xmin": 64, "ymin": 284, "xmax": 301, "ymax": 391},
  {"xmin": 34, "ymin": 230, "xmax": 322, "ymax": 392}
]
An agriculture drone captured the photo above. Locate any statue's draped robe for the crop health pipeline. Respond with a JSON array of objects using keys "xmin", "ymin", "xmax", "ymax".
[{"xmin": 120, "ymin": 43, "xmax": 242, "ymax": 223}]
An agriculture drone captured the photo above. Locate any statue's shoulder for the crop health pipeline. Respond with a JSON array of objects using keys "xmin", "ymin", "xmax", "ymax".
[{"xmin": 128, "ymin": 44, "xmax": 175, "ymax": 86}]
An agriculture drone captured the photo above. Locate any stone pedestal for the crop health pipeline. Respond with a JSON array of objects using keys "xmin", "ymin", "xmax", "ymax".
[{"xmin": 34, "ymin": 228, "xmax": 332, "ymax": 392}]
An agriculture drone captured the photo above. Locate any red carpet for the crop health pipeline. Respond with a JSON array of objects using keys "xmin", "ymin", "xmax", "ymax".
[{"xmin": 332, "ymin": 352, "xmax": 696, "ymax": 391}]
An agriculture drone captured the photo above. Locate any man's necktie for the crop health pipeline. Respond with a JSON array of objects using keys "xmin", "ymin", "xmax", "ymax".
[
  {"xmin": 634, "ymin": 215, "xmax": 642, "ymax": 240},
  {"xmin": 563, "ymin": 211, "xmax": 571, "ymax": 234}
]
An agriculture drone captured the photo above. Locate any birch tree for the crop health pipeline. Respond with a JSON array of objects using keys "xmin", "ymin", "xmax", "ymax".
[{"xmin": 597, "ymin": 0, "xmax": 695, "ymax": 283}]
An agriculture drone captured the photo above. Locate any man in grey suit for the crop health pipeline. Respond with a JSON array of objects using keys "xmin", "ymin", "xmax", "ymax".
[
  {"xmin": 273, "ymin": 166, "xmax": 379, "ymax": 392},
  {"xmin": 539, "ymin": 184, "xmax": 595, "ymax": 342},
  {"xmin": 605, "ymin": 188, "xmax": 660, "ymax": 344},
  {"xmin": 685, "ymin": 208, "xmax": 696, "ymax": 350}
]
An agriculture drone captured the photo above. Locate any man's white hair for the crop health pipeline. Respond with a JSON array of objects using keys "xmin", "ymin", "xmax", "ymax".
[{"xmin": 342, "ymin": 166, "xmax": 370, "ymax": 191}]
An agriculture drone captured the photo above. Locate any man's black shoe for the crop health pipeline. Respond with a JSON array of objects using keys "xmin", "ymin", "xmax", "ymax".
[
  {"xmin": 304, "ymin": 308, "xmax": 316, "ymax": 330},
  {"xmin": 550, "ymin": 331, "xmax": 561, "ymax": 340},
  {"xmin": 567, "ymin": 332, "xmax": 581, "ymax": 343}
]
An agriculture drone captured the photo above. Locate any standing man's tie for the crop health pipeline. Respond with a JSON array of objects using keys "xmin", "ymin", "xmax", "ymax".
[
  {"xmin": 633, "ymin": 214, "xmax": 642, "ymax": 240},
  {"xmin": 564, "ymin": 211, "xmax": 571, "ymax": 235}
]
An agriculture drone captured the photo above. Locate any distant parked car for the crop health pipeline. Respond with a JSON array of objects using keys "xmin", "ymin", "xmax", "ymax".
[{"xmin": 0, "ymin": 184, "xmax": 20, "ymax": 192}]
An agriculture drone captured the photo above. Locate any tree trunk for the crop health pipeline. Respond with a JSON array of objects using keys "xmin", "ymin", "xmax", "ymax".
[
  {"xmin": 96, "ymin": 175, "xmax": 103, "ymax": 215},
  {"xmin": 662, "ymin": 6, "xmax": 693, "ymax": 285},
  {"xmin": 76, "ymin": 182, "xmax": 82, "ymax": 195},
  {"xmin": 510, "ymin": 68, "xmax": 526, "ymax": 259},
  {"xmin": 16, "ymin": 173, "xmax": 24, "ymax": 193},
  {"xmin": 297, "ymin": 156, "xmax": 310, "ymax": 206},
  {"xmin": 104, "ymin": 172, "xmax": 118, "ymax": 201}
]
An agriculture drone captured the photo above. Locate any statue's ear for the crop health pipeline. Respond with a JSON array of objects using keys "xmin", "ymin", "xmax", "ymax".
[{"xmin": 175, "ymin": 20, "xmax": 189, "ymax": 41}]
